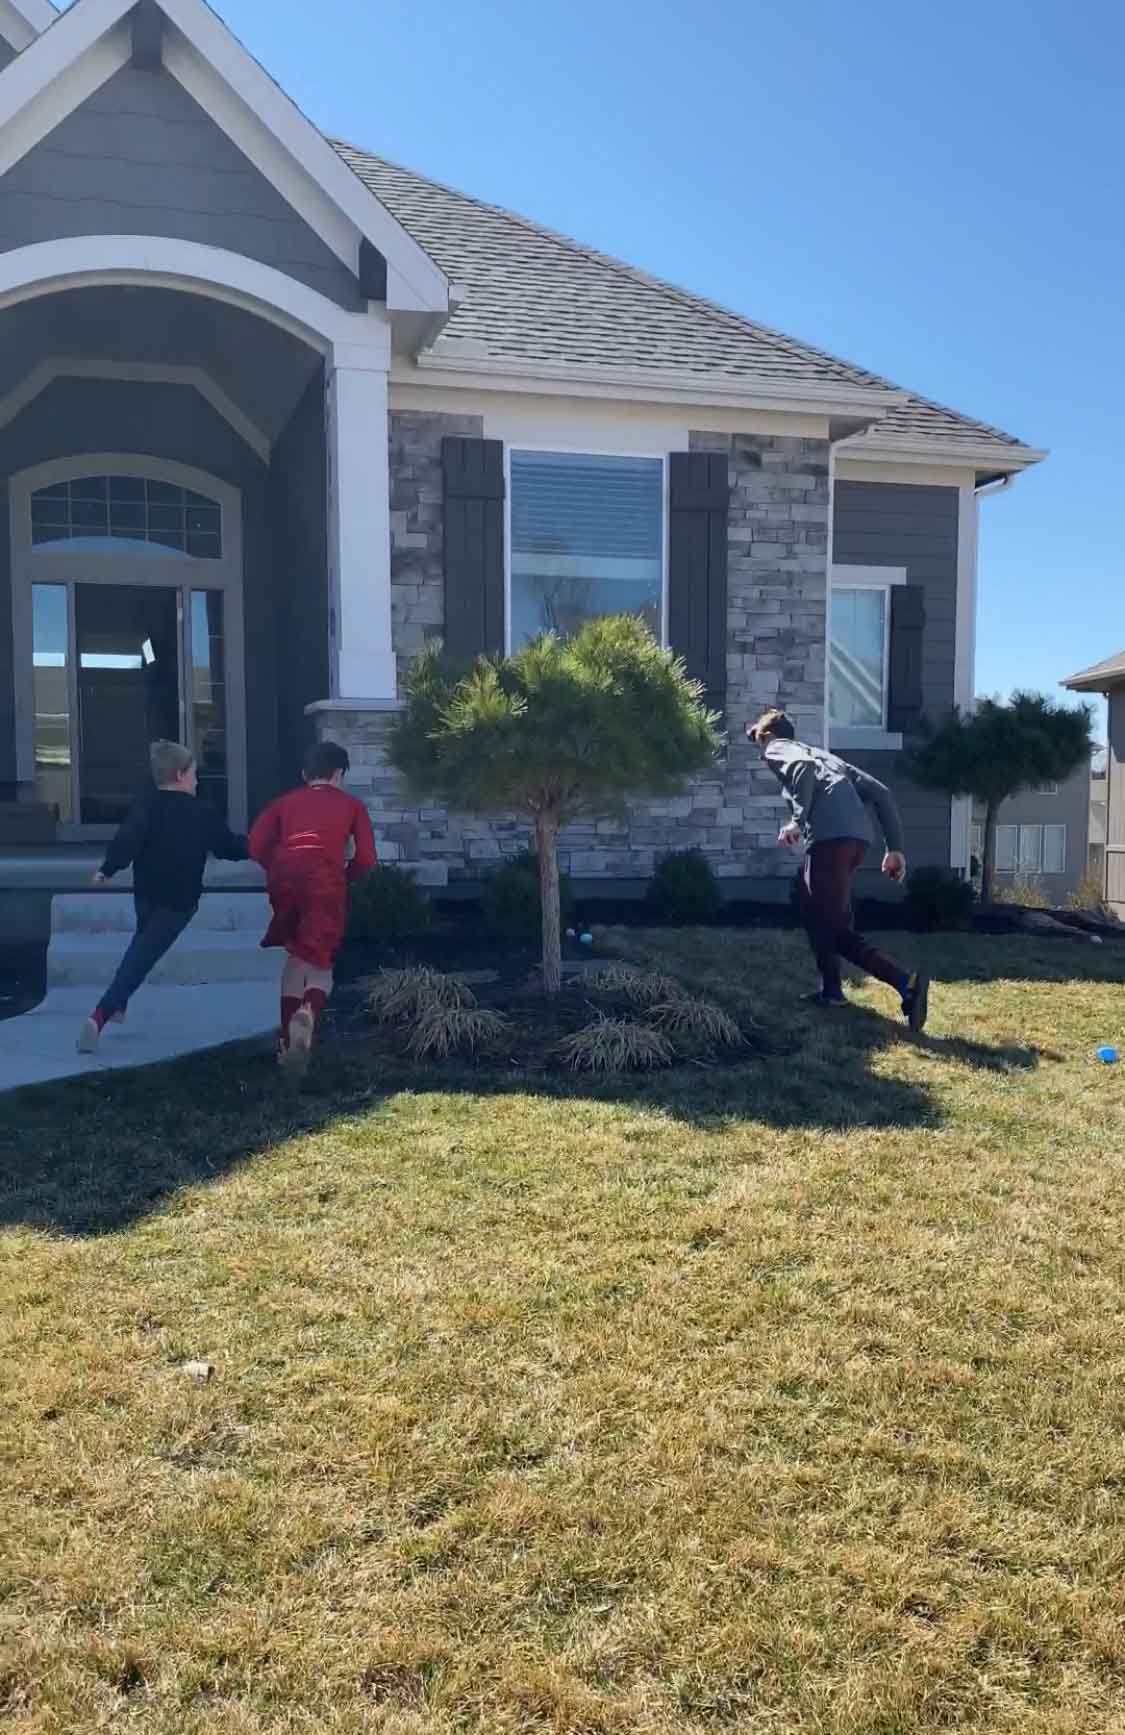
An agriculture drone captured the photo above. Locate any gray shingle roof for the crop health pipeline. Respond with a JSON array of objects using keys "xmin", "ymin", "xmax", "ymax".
[
  {"xmin": 333, "ymin": 143, "xmax": 1034, "ymax": 459},
  {"xmin": 1063, "ymin": 652, "xmax": 1125, "ymax": 691}
]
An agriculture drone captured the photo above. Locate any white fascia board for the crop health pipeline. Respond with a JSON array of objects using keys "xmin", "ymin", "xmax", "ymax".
[
  {"xmin": 838, "ymin": 434, "xmax": 1047, "ymax": 471},
  {"xmin": 404, "ymin": 349, "xmax": 904, "ymax": 420},
  {"xmin": 155, "ymin": 0, "xmax": 448, "ymax": 313},
  {"xmin": 0, "ymin": 0, "xmax": 449, "ymax": 315},
  {"xmin": 0, "ymin": 0, "xmax": 55, "ymax": 53}
]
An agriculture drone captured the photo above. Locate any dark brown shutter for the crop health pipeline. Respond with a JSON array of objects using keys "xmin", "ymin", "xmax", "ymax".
[
  {"xmin": 887, "ymin": 584, "xmax": 926, "ymax": 733},
  {"xmin": 668, "ymin": 452, "xmax": 729, "ymax": 712},
  {"xmin": 442, "ymin": 437, "xmax": 505, "ymax": 664}
]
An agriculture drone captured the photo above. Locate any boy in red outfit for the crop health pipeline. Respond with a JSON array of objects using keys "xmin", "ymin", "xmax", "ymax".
[{"xmin": 249, "ymin": 741, "xmax": 377, "ymax": 1072}]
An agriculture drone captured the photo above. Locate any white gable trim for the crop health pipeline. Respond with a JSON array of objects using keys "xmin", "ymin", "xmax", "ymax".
[
  {"xmin": 0, "ymin": 0, "xmax": 55, "ymax": 54},
  {"xmin": 0, "ymin": 0, "xmax": 450, "ymax": 314},
  {"xmin": 0, "ymin": 235, "xmax": 391, "ymax": 357},
  {"xmin": 0, "ymin": 358, "xmax": 272, "ymax": 462}
]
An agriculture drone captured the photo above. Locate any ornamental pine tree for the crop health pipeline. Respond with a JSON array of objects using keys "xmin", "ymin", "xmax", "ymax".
[
  {"xmin": 389, "ymin": 615, "xmax": 720, "ymax": 992},
  {"xmin": 906, "ymin": 692, "xmax": 1094, "ymax": 904}
]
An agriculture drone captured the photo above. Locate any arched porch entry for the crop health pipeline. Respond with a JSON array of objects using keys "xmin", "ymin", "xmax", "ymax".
[{"xmin": 0, "ymin": 238, "xmax": 394, "ymax": 835}]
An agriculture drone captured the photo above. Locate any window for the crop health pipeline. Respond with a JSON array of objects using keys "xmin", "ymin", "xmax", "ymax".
[
  {"xmin": 995, "ymin": 823, "xmax": 1068, "ymax": 875},
  {"xmin": 509, "ymin": 450, "xmax": 663, "ymax": 650},
  {"xmin": 31, "ymin": 476, "xmax": 222, "ymax": 559},
  {"xmin": 829, "ymin": 587, "xmax": 888, "ymax": 728}
]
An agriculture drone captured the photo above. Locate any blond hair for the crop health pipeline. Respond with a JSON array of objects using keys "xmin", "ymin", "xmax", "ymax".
[{"xmin": 149, "ymin": 740, "xmax": 194, "ymax": 786}]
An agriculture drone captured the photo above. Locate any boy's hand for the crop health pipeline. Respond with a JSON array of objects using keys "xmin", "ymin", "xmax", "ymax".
[
  {"xmin": 882, "ymin": 851, "xmax": 906, "ymax": 883},
  {"xmin": 778, "ymin": 822, "xmax": 801, "ymax": 849}
]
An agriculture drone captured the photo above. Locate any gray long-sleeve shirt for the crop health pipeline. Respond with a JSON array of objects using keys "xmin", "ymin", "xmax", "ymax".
[{"xmin": 763, "ymin": 739, "xmax": 905, "ymax": 855}]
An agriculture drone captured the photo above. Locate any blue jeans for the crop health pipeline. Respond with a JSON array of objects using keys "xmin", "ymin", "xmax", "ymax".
[{"xmin": 96, "ymin": 899, "xmax": 193, "ymax": 1018}]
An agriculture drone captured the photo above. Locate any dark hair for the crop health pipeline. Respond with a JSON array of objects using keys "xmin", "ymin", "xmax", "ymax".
[
  {"xmin": 303, "ymin": 740, "xmax": 351, "ymax": 782},
  {"xmin": 747, "ymin": 708, "xmax": 796, "ymax": 743}
]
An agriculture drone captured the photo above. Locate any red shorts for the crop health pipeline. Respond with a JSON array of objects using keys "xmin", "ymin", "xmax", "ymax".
[{"xmin": 261, "ymin": 848, "xmax": 348, "ymax": 972}]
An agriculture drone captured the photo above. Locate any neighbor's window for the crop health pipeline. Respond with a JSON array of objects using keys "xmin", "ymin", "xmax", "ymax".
[
  {"xmin": 995, "ymin": 823, "xmax": 1067, "ymax": 875},
  {"xmin": 31, "ymin": 476, "xmax": 222, "ymax": 559},
  {"xmin": 509, "ymin": 451, "xmax": 663, "ymax": 649},
  {"xmin": 829, "ymin": 587, "xmax": 887, "ymax": 728}
]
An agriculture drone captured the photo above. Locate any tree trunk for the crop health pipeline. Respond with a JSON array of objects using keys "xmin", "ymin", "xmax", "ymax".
[
  {"xmin": 981, "ymin": 799, "xmax": 999, "ymax": 907},
  {"xmin": 535, "ymin": 810, "xmax": 563, "ymax": 995}
]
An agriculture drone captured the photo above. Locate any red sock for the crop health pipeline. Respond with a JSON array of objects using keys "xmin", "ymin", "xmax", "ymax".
[
  {"xmin": 279, "ymin": 995, "xmax": 300, "ymax": 1046},
  {"xmin": 302, "ymin": 988, "xmax": 328, "ymax": 1022},
  {"xmin": 92, "ymin": 1007, "xmax": 110, "ymax": 1031}
]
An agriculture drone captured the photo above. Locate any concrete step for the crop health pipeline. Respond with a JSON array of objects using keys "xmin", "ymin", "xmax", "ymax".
[
  {"xmin": 47, "ymin": 928, "xmax": 280, "ymax": 988},
  {"xmin": 51, "ymin": 891, "xmax": 270, "ymax": 935}
]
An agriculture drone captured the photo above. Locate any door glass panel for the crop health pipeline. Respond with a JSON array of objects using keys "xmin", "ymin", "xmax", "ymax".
[
  {"xmin": 31, "ymin": 477, "xmax": 222, "ymax": 558},
  {"xmin": 31, "ymin": 583, "xmax": 72, "ymax": 821},
  {"xmin": 189, "ymin": 590, "xmax": 229, "ymax": 820},
  {"xmin": 75, "ymin": 584, "xmax": 180, "ymax": 825}
]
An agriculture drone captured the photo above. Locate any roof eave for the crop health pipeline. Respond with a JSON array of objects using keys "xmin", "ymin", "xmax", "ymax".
[
  {"xmin": 839, "ymin": 434, "xmax": 1047, "ymax": 474},
  {"xmin": 0, "ymin": 0, "xmax": 55, "ymax": 53},
  {"xmin": 400, "ymin": 346, "xmax": 904, "ymax": 420},
  {"xmin": 1062, "ymin": 661, "xmax": 1125, "ymax": 693}
]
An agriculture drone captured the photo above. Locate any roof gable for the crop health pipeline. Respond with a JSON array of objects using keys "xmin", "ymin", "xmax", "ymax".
[
  {"xmin": 0, "ymin": 0, "xmax": 55, "ymax": 57},
  {"xmin": 0, "ymin": 0, "xmax": 449, "ymax": 313}
]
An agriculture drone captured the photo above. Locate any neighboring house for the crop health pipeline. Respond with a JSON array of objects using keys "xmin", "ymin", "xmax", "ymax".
[
  {"xmin": 1089, "ymin": 751, "xmax": 1107, "ymax": 883},
  {"xmin": 0, "ymin": 0, "xmax": 1045, "ymax": 895},
  {"xmin": 1063, "ymin": 654, "xmax": 1125, "ymax": 916},
  {"xmin": 971, "ymin": 759, "xmax": 1093, "ymax": 901}
]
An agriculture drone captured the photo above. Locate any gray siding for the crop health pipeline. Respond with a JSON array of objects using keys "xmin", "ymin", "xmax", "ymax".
[
  {"xmin": 0, "ymin": 375, "xmax": 288, "ymax": 815},
  {"xmin": 1108, "ymin": 690, "xmax": 1125, "ymax": 912},
  {"xmin": 980, "ymin": 761, "xmax": 1091, "ymax": 896},
  {"xmin": 833, "ymin": 479, "xmax": 959, "ymax": 876},
  {"xmin": 0, "ymin": 67, "xmax": 361, "ymax": 309}
]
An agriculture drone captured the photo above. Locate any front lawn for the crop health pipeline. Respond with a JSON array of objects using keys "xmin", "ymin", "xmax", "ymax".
[{"xmin": 3, "ymin": 929, "xmax": 1125, "ymax": 1734}]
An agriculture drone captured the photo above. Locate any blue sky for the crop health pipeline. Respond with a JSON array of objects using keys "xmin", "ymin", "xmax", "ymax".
[{"xmin": 106, "ymin": 0, "xmax": 1125, "ymax": 722}]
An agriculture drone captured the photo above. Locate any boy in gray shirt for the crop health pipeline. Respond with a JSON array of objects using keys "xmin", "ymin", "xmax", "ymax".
[{"xmin": 748, "ymin": 708, "xmax": 929, "ymax": 1030}]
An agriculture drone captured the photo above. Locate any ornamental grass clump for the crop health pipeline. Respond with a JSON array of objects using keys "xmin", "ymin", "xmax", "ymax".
[
  {"xmin": 406, "ymin": 1005, "xmax": 511, "ymax": 1061},
  {"xmin": 365, "ymin": 967, "xmax": 475, "ymax": 1025},
  {"xmin": 557, "ymin": 1015, "xmax": 674, "ymax": 1073}
]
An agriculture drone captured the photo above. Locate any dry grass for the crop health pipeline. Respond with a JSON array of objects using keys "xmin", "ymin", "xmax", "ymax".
[
  {"xmin": 585, "ymin": 964, "xmax": 688, "ymax": 1007},
  {"xmin": 649, "ymin": 995, "xmax": 746, "ymax": 1048},
  {"xmin": 364, "ymin": 965, "xmax": 476, "ymax": 1024},
  {"xmin": 406, "ymin": 1004, "xmax": 511, "ymax": 1060},
  {"xmin": 3, "ymin": 926, "xmax": 1125, "ymax": 1732},
  {"xmin": 556, "ymin": 1014, "xmax": 675, "ymax": 1072}
]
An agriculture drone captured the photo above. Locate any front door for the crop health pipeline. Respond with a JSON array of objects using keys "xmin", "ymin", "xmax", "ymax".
[{"xmin": 13, "ymin": 458, "xmax": 246, "ymax": 834}]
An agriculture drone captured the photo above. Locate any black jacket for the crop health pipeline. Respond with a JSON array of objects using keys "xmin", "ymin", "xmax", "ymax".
[{"xmin": 100, "ymin": 790, "xmax": 248, "ymax": 912}]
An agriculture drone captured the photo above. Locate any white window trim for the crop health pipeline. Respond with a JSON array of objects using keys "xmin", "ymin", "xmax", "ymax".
[
  {"xmin": 503, "ymin": 445, "xmax": 669, "ymax": 656},
  {"xmin": 828, "ymin": 563, "xmax": 907, "ymax": 751},
  {"xmin": 993, "ymin": 822, "xmax": 1070, "ymax": 878}
]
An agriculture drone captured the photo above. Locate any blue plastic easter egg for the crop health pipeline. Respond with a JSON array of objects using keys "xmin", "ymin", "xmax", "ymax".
[
  {"xmin": 1097, "ymin": 1045, "xmax": 1119, "ymax": 1065},
  {"xmin": 580, "ymin": 932, "xmax": 593, "ymax": 945}
]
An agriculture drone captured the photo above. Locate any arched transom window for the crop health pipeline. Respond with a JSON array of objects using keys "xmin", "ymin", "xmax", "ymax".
[{"xmin": 30, "ymin": 475, "xmax": 222, "ymax": 559}]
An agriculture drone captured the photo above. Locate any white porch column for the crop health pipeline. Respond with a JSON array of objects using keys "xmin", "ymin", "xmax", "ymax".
[{"xmin": 326, "ymin": 330, "xmax": 396, "ymax": 701}]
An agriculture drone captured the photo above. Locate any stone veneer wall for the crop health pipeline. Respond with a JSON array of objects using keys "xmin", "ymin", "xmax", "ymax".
[{"xmin": 316, "ymin": 415, "xmax": 829, "ymax": 886}]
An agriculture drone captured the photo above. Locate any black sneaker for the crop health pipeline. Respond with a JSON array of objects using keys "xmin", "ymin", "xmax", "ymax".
[
  {"xmin": 801, "ymin": 990, "xmax": 848, "ymax": 1008},
  {"xmin": 902, "ymin": 972, "xmax": 930, "ymax": 1033}
]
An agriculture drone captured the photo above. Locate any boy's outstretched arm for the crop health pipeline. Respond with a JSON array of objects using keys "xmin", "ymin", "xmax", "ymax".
[
  {"xmin": 207, "ymin": 809, "xmax": 249, "ymax": 863},
  {"xmin": 843, "ymin": 760, "xmax": 907, "ymax": 874},
  {"xmin": 96, "ymin": 797, "xmax": 150, "ymax": 883},
  {"xmin": 347, "ymin": 803, "xmax": 378, "ymax": 884}
]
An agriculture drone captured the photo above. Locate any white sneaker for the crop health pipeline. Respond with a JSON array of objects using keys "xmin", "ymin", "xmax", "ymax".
[
  {"xmin": 280, "ymin": 1006, "xmax": 315, "ymax": 1077},
  {"xmin": 76, "ymin": 1017, "xmax": 101, "ymax": 1054}
]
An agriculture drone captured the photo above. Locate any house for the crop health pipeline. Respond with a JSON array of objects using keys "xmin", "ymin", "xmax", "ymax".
[
  {"xmin": 0, "ymin": 0, "xmax": 1045, "ymax": 896},
  {"xmin": 1063, "ymin": 654, "xmax": 1125, "ymax": 915},
  {"xmin": 971, "ymin": 758, "xmax": 1094, "ymax": 901}
]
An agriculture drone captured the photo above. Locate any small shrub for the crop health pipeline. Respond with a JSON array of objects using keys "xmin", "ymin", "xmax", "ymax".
[
  {"xmin": 650, "ymin": 996, "xmax": 747, "ymax": 1047},
  {"xmin": 365, "ymin": 966, "xmax": 475, "ymax": 1025},
  {"xmin": 993, "ymin": 874, "xmax": 1049, "ymax": 909},
  {"xmin": 585, "ymin": 965, "xmax": 687, "ymax": 1006},
  {"xmin": 349, "ymin": 864, "xmax": 431, "ymax": 943},
  {"xmin": 479, "ymin": 850, "xmax": 574, "ymax": 945},
  {"xmin": 904, "ymin": 865, "xmax": 975, "ymax": 930},
  {"xmin": 644, "ymin": 848, "xmax": 722, "ymax": 925},
  {"xmin": 557, "ymin": 1016, "xmax": 674, "ymax": 1073},
  {"xmin": 1069, "ymin": 870, "xmax": 1110, "ymax": 915},
  {"xmin": 407, "ymin": 1005, "xmax": 510, "ymax": 1060}
]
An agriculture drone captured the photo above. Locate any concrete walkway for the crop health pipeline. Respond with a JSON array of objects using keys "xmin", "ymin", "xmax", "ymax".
[{"xmin": 0, "ymin": 980, "xmax": 278, "ymax": 1089}]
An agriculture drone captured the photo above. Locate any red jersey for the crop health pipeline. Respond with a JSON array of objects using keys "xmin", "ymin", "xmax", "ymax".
[{"xmin": 249, "ymin": 783, "xmax": 377, "ymax": 884}]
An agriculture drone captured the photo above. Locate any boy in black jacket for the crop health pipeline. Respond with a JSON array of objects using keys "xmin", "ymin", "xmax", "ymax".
[{"xmin": 77, "ymin": 740, "xmax": 247, "ymax": 1053}]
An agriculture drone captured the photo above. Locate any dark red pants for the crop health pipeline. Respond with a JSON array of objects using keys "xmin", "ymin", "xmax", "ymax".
[{"xmin": 800, "ymin": 840, "xmax": 906, "ymax": 998}]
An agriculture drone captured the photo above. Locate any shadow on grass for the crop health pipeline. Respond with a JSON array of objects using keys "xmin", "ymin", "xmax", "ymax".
[{"xmin": 0, "ymin": 989, "xmax": 1043, "ymax": 1238}]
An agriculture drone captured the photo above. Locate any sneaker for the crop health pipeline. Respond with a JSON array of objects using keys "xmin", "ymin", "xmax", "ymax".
[
  {"xmin": 902, "ymin": 972, "xmax": 930, "ymax": 1033},
  {"xmin": 76, "ymin": 1016, "xmax": 101, "ymax": 1054},
  {"xmin": 280, "ymin": 1005, "xmax": 315, "ymax": 1077},
  {"xmin": 801, "ymin": 989, "xmax": 848, "ymax": 1008}
]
